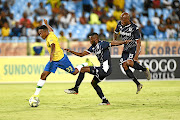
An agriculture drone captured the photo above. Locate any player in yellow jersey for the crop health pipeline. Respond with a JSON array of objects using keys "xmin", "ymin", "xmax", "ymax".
[{"xmin": 29, "ymin": 19, "xmax": 92, "ymax": 101}]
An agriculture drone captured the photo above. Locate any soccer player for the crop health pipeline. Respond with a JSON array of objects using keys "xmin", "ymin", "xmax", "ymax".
[
  {"xmin": 30, "ymin": 19, "xmax": 90, "ymax": 99},
  {"xmin": 113, "ymin": 12, "xmax": 151, "ymax": 94},
  {"xmin": 64, "ymin": 33, "xmax": 131, "ymax": 105}
]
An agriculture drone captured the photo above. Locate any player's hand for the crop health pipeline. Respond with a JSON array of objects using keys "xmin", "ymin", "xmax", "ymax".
[
  {"xmin": 50, "ymin": 54, "xmax": 53, "ymax": 62},
  {"xmin": 124, "ymin": 40, "xmax": 132, "ymax": 44},
  {"xmin": 43, "ymin": 19, "xmax": 48, "ymax": 25},
  {"xmin": 64, "ymin": 48, "xmax": 71, "ymax": 52}
]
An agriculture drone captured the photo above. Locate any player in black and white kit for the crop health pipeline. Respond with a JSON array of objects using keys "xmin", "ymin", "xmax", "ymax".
[
  {"xmin": 113, "ymin": 12, "xmax": 151, "ymax": 94},
  {"xmin": 64, "ymin": 33, "xmax": 131, "ymax": 105}
]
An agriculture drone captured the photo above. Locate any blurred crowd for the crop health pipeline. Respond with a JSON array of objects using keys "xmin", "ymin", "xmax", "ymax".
[{"xmin": 0, "ymin": 0, "xmax": 180, "ymax": 42}]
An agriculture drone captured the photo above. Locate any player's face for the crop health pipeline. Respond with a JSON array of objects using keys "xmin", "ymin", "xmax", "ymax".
[
  {"xmin": 38, "ymin": 29, "xmax": 47, "ymax": 39},
  {"xmin": 120, "ymin": 15, "xmax": 129, "ymax": 26},
  {"xmin": 89, "ymin": 36, "xmax": 96, "ymax": 46}
]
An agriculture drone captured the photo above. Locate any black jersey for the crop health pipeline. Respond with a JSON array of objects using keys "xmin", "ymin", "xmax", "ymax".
[
  {"xmin": 86, "ymin": 41, "xmax": 111, "ymax": 73},
  {"xmin": 114, "ymin": 21, "xmax": 141, "ymax": 52}
]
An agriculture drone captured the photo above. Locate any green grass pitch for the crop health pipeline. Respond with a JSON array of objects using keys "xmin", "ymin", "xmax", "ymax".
[{"xmin": 0, "ymin": 81, "xmax": 180, "ymax": 120}]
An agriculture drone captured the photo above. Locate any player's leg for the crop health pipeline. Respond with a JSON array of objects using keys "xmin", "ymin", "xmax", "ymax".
[
  {"xmin": 123, "ymin": 62, "xmax": 143, "ymax": 94},
  {"xmin": 64, "ymin": 66, "xmax": 90, "ymax": 94},
  {"xmin": 33, "ymin": 71, "xmax": 51, "ymax": 96},
  {"xmin": 59, "ymin": 54, "xmax": 93, "ymax": 75},
  {"xmin": 123, "ymin": 61, "xmax": 141, "ymax": 86},
  {"xmin": 72, "ymin": 58, "xmax": 94, "ymax": 75},
  {"xmin": 31, "ymin": 61, "xmax": 57, "ymax": 97},
  {"xmin": 91, "ymin": 78, "xmax": 110, "ymax": 105},
  {"xmin": 127, "ymin": 60, "xmax": 151, "ymax": 80}
]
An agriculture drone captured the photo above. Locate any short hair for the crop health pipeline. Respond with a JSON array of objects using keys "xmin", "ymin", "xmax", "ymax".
[
  {"xmin": 90, "ymin": 32, "xmax": 99, "ymax": 37},
  {"xmin": 37, "ymin": 25, "xmax": 48, "ymax": 31}
]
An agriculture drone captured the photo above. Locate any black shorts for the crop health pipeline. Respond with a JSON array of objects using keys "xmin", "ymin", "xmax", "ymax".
[
  {"xmin": 120, "ymin": 47, "xmax": 136, "ymax": 65},
  {"xmin": 89, "ymin": 66, "xmax": 112, "ymax": 82}
]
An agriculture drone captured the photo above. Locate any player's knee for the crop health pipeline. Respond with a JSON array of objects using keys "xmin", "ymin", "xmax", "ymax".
[
  {"xmin": 91, "ymin": 80, "xmax": 97, "ymax": 87},
  {"xmin": 80, "ymin": 67, "xmax": 86, "ymax": 73},
  {"xmin": 72, "ymin": 69, "xmax": 79, "ymax": 75},
  {"xmin": 127, "ymin": 60, "xmax": 133, "ymax": 66},
  {"xmin": 122, "ymin": 63, "xmax": 128, "ymax": 70}
]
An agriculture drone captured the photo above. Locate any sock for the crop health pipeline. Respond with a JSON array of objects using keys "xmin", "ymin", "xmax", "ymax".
[
  {"xmin": 74, "ymin": 72, "xmax": 85, "ymax": 89},
  {"xmin": 125, "ymin": 69, "xmax": 140, "ymax": 86},
  {"xmin": 76, "ymin": 63, "xmax": 88, "ymax": 71},
  {"xmin": 93, "ymin": 85, "xmax": 105, "ymax": 99},
  {"xmin": 34, "ymin": 79, "xmax": 46, "ymax": 95},
  {"xmin": 133, "ymin": 61, "xmax": 146, "ymax": 71}
]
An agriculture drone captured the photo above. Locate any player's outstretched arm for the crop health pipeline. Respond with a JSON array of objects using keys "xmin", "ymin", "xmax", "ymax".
[
  {"xmin": 111, "ymin": 40, "xmax": 132, "ymax": 46},
  {"xmin": 43, "ymin": 19, "xmax": 53, "ymax": 32},
  {"xmin": 113, "ymin": 33, "xmax": 118, "ymax": 41},
  {"xmin": 64, "ymin": 49, "xmax": 90, "ymax": 57}
]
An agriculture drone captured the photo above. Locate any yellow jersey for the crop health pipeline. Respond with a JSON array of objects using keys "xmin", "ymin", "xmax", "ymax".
[{"xmin": 46, "ymin": 32, "xmax": 64, "ymax": 61}]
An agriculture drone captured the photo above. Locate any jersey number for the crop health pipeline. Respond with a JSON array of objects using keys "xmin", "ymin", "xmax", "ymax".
[{"xmin": 66, "ymin": 66, "xmax": 73, "ymax": 73}]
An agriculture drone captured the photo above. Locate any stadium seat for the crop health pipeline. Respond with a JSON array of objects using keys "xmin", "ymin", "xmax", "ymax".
[
  {"xmin": 133, "ymin": 0, "xmax": 144, "ymax": 13},
  {"xmin": 28, "ymin": 36, "xmax": 36, "ymax": 43},
  {"xmin": 0, "ymin": 37, "xmax": 2, "ymax": 43},
  {"xmin": 100, "ymin": 24, "xmax": 107, "ymax": 31},
  {"xmin": 149, "ymin": 35, "xmax": 156, "ymax": 41},
  {"xmin": 107, "ymin": 8, "xmax": 114, "ymax": 17},
  {"xmin": 155, "ymin": 9, "xmax": 162, "ymax": 16},
  {"xmin": 125, "ymin": 0, "xmax": 132, "ymax": 9},
  {"xmin": 65, "ymin": 1, "xmax": 76, "ymax": 12},
  {"xmin": 92, "ymin": 25, "xmax": 100, "ymax": 34},
  {"xmin": 2, "ymin": 37, "xmax": 11, "ymax": 43},
  {"xmin": 162, "ymin": 8, "xmax": 171, "ymax": 20},
  {"xmin": 12, "ymin": 36, "xmax": 19, "ymax": 43},
  {"xmin": 148, "ymin": 8, "xmax": 155, "ymax": 18},
  {"xmin": 140, "ymin": 16, "xmax": 148, "ymax": 26},
  {"xmin": 104, "ymin": 31, "xmax": 109, "ymax": 38},
  {"xmin": 98, "ymin": 0, "xmax": 105, "ymax": 7},
  {"xmin": 45, "ymin": 4, "xmax": 52, "ymax": 15},
  {"xmin": 19, "ymin": 36, "xmax": 27, "ymax": 42}
]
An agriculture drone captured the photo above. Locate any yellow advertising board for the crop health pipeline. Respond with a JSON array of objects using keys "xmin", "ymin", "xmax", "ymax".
[{"xmin": 0, "ymin": 56, "xmax": 99, "ymax": 83}]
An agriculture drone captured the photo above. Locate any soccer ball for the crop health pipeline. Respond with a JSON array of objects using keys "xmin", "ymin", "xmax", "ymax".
[{"xmin": 29, "ymin": 97, "xmax": 40, "ymax": 107}]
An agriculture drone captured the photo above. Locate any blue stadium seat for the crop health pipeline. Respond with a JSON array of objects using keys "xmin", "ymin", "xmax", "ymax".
[
  {"xmin": 163, "ymin": 8, "xmax": 171, "ymax": 20},
  {"xmin": 100, "ymin": 24, "xmax": 106, "ymax": 31},
  {"xmin": 143, "ymin": 35, "xmax": 148, "ymax": 40},
  {"xmin": 133, "ymin": 0, "xmax": 144, "ymax": 13},
  {"xmin": 148, "ymin": 8, "xmax": 155, "ymax": 18},
  {"xmin": 107, "ymin": 8, "xmax": 114, "ymax": 17},
  {"xmin": 125, "ymin": 0, "xmax": 132, "ymax": 9},
  {"xmin": 45, "ymin": 4, "xmax": 52, "ymax": 15},
  {"xmin": 76, "ymin": 11, "xmax": 82, "ymax": 18},
  {"xmin": 19, "ymin": 36, "xmax": 27, "ymax": 42},
  {"xmin": 98, "ymin": 0, "xmax": 105, "ymax": 7},
  {"xmin": 140, "ymin": 16, "xmax": 148, "ymax": 26},
  {"xmin": 12, "ymin": 36, "xmax": 19, "ymax": 43},
  {"xmin": 65, "ymin": 1, "xmax": 76, "ymax": 12},
  {"xmin": 92, "ymin": 25, "xmax": 100, "ymax": 34},
  {"xmin": 155, "ymin": 9, "xmax": 162, "ymax": 16},
  {"xmin": 61, "ymin": 1, "xmax": 67, "ymax": 6},
  {"xmin": 149, "ymin": 35, "xmax": 156, "ymax": 41},
  {"xmin": 2, "ymin": 37, "xmax": 11, "ymax": 43},
  {"xmin": 28, "ymin": 36, "xmax": 36, "ymax": 43},
  {"xmin": 104, "ymin": 31, "xmax": 109, "ymax": 38}
]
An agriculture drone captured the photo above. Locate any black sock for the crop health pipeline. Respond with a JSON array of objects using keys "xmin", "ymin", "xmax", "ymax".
[
  {"xmin": 125, "ymin": 69, "xmax": 140, "ymax": 86},
  {"xmin": 93, "ymin": 85, "xmax": 104, "ymax": 99},
  {"xmin": 74, "ymin": 72, "xmax": 85, "ymax": 89},
  {"xmin": 133, "ymin": 61, "xmax": 146, "ymax": 71}
]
